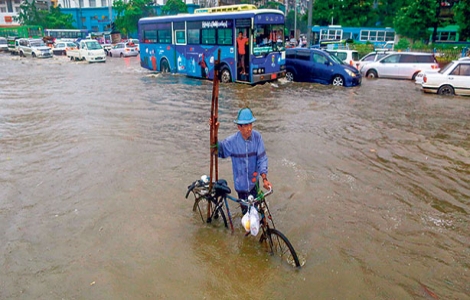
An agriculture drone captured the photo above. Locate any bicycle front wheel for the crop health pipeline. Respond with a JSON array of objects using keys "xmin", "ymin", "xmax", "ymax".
[
  {"xmin": 191, "ymin": 193, "xmax": 228, "ymax": 228},
  {"xmin": 262, "ymin": 228, "xmax": 301, "ymax": 267}
]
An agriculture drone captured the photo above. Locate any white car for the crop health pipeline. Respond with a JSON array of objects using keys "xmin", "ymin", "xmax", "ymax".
[
  {"xmin": 357, "ymin": 50, "xmax": 396, "ymax": 71},
  {"xmin": 109, "ymin": 42, "xmax": 139, "ymax": 58},
  {"xmin": 360, "ymin": 52, "xmax": 440, "ymax": 80},
  {"xmin": 52, "ymin": 41, "xmax": 78, "ymax": 56},
  {"xmin": 421, "ymin": 57, "xmax": 470, "ymax": 96},
  {"xmin": 0, "ymin": 37, "xmax": 8, "ymax": 52}
]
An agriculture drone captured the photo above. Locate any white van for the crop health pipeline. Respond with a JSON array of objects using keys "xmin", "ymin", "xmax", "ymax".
[
  {"xmin": 17, "ymin": 38, "xmax": 53, "ymax": 58},
  {"xmin": 326, "ymin": 49, "xmax": 360, "ymax": 68}
]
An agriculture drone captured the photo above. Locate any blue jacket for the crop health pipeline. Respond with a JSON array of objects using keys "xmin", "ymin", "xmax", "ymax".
[{"xmin": 218, "ymin": 130, "xmax": 268, "ymax": 193}]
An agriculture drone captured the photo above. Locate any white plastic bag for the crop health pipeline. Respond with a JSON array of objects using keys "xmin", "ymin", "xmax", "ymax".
[
  {"xmin": 241, "ymin": 211, "xmax": 250, "ymax": 232},
  {"xmin": 249, "ymin": 206, "xmax": 260, "ymax": 236}
]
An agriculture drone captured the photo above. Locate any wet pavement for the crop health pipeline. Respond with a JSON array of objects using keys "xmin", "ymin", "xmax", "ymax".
[{"xmin": 0, "ymin": 53, "xmax": 469, "ymax": 299}]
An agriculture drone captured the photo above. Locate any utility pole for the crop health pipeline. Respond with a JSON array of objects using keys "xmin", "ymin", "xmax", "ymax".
[{"xmin": 307, "ymin": 0, "xmax": 312, "ymax": 46}]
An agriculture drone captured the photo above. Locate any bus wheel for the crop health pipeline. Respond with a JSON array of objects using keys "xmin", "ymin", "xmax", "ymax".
[
  {"xmin": 219, "ymin": 67, "xmax": 231, "ymax": 83},
  {"xmin": 161, "ymin": 59, "xmax": 170, "ymax": 73}
]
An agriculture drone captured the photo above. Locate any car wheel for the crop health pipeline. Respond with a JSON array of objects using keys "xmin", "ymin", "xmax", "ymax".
[
  {"xmin": 437, "ymin": 85, "xmax": 454, "ymax": 96},
  {"xmin": 109, "ymin": 52, "xmax": 113, "ymax": 57},
  {"xmin": 120, "ymin": 53, "xmax": 123, "ymax": 58},
  {"xmin": 219, "ymin": 67, "xmax": 231, "ymax": 83},
  {"xmin": 332, "ymin": 75, "xmax": 344, "ymax": 86},
  {"xmin": 32, "ymin": 53, "xmax": 36, "ymax": 58},
  {"xmin": 286, "ymin": 71, "xmax": 294, "ymax": 82},
  {"xmin": 160, "ymin": 58, "xmax": 170, "ymax": 73},
  {"xmin": 366, "ymin": 70, "xmax": 378, "ymax": 78}
]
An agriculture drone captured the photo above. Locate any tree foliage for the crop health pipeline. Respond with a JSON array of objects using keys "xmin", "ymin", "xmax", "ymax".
[
  {"xmin": 161, "ymin": 0, "xmax": 188, "ymax": 16},
  {"xmin": 453, "ymin": 0, "xmax": 470, "ymax": 40},
  {"xmin": 393, "ymin": 0, "xmax": 438, "ymax": 41},
  {"xmin": 113, "ymin": 0, "xmax": 154, "ymax": 35},
  {"xmin": 15, "ymin": 0, "xmax": 74, "ymax": 28}
]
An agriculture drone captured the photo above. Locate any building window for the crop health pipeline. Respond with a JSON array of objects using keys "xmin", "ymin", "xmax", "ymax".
[
  {"xmin": 89, "ymin": 0, "xmax": 96, "ymax": 7},
  {"xmin": 79, "ymin": 0, "xmax": 84, "ymax": 7},
  {"xmin": 92, "ymin": 26, "xmax": 99, "ymax": 31},
  {"xmin": 101, "ymin": 0, "xmax": 107, "ymax": 6},
  {"xmin": 0, "ymin": 7, "xmax": 6, "ymax": 12}
]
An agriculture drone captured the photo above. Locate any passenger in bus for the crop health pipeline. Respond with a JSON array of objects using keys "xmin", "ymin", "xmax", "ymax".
[{"xmin": 237, "ymin": 31, "xmax": 249, "ymax": 75}]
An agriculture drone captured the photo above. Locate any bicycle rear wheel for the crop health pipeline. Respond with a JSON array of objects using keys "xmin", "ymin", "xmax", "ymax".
[
  {"xmin": 261, "ymin": 228, "xmax": 301, "ymax": 267},
  {"xmin": 191, "ymin": 192, "xmax": 228, "ymax": 228}
]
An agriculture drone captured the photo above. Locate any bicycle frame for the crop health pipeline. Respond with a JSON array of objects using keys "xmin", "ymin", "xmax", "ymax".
[{"xmin": 186, "ymin": 178, "xmax": 301, "ymax": 267}]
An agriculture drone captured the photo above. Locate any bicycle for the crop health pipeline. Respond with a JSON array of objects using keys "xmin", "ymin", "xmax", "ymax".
[{"xmin": 186, "ymin": 176, "xmax": 301, "ymax": 268}]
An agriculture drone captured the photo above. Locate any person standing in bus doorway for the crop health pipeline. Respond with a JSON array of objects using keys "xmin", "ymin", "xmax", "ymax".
[{"xmin": 237, "ymin": 31, "xmax": 249, "ymax": 76}]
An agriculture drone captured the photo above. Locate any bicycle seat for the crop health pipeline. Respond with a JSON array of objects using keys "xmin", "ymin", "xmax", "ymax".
[{"xmin": 214, "ymin": 179, "xmax": 231, "ymax": 196}]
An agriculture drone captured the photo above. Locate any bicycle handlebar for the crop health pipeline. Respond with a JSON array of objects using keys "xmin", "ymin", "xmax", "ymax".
[{"xmin": 231, "ymin": 187, "xmax": 273, "ymax": 206}]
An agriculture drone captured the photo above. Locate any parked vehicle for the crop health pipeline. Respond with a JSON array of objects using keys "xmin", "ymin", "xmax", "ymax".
[
  {"xmin": 108, "ymin": 42, "xmax": 139, "ymax": 58},
  {"xmin": 127, "ymin": 39, "xmax": 139, "ymax": 53},
  {"xmin": 67, "ymin": 39, "xmax": 106, "ymax": 63},
  {"xmin": 421, "ymin": 57, "xmax": 470, "ymax": 96},
  {"xmin": 360, "ymin": 52, "xmax": 439, "ymax": 80},
  {"xmin": 0, "ymin": 37, "xmax": 8, "ymax": 52},
  {"xmin": 326, "ymin": 49, "xmax": 360, "ymax": 68},
  {"xmin": 7, "ymin": 36, "xmax": 20, "ymax": 55},
  {"xmin": 52, "ymin": 40, "xmax": 78, "ymax": 56},
  {"xmin": 285, "ymin": 48, "xmax": 362, "ymax": 87},
  {"xmin": 17, "ymin": 38, "xmax": 53, "ymax": 58},
  {"xmin": 357, "ymin": 50, "xmax": 396, "ymax": 71}
]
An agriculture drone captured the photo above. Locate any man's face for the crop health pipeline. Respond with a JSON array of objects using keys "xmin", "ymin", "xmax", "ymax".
[
  {"xmin": 238, "ymin": 33, "xmax": 243, "ymax": 38},
  {"xmin": 237, "ymin": 123, "xmax": 253, "ymax": 140}
]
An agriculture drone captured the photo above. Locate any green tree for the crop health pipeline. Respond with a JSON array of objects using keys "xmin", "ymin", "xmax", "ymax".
[
  {"xmin": 453, "ymin": 0, "xmax": 470, "ymax": 40},
  {"xmin": 44, "ymin": 6, "xmax": 75, "ymax": 29},
  {"xmin": 15, "ymin": 0, "xmax": 74, "ymax": 29},
  {"xmin": 15, "ymin": 0, "xmax": 42, "ymax": 25},
  {"xmin": 393, "ymin": 0, "xmax": 438, "ymax": 42},
  {"xmin": 113, "ymin": 0, "xmax": 154, "ymax": 36},
  {"xmin": 161, "ymin": 0, "xmax": 188, "ymax": 16}
]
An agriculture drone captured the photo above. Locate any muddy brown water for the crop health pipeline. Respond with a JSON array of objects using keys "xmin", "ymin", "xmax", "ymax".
[{"xmin": 0, "ymin": 53, "xmax": 469, "ymax": 299}]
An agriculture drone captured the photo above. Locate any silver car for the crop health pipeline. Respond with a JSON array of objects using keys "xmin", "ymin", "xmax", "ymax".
[
  {"xmin": 360, "ymin": 52, "xmax": 439, "ymax": 80},
  {"xmin": 108, "ymin": 42, "xmax": 139, "ymax": 58}
]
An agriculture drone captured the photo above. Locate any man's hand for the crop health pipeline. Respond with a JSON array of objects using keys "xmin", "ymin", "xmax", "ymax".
[
  {"xmin": 263, "ymin": 179, "xmax": 272, "ymax": 190},
  {"xmin": 208, "ymin": 118, "xmax": 219, "ymax": 128}
]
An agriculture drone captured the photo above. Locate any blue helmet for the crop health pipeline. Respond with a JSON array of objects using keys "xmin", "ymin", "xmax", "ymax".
[{"xmin": 234, "ymin": 108, "xmax": 256, "ymax": 125}]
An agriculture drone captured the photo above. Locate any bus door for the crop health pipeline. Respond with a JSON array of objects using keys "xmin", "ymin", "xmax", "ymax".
[
  {"xmin": 173, "ymin": 23, "xmax": 188, "ymax": 75},
  {"xmin": 236, "ymin": 19, "xmax": 251, "ymax": 81}
]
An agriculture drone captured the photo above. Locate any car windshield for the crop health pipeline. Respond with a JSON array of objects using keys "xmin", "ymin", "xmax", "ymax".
[
  {"xmin": 31, "ymin": 42, "xmax": 45, "ymax": 47},
  {"xmin": 253, "ymin": 24, "xmax": 285, "ymax": 56},
  {"xmin": 85, "ymin": 41, "xmax": 102, "ymax": 50},
  {"xmin": 67, "ymin": 43, "xmax": 76, "ymax": 47},
  {"xmin": 0, "ymin": 40, "xmax": 6, "ymax": 45}
]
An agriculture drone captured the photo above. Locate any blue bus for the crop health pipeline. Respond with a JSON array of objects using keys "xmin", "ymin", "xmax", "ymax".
[
  {"xmin": 311, "ymin": 25, "xmax": 396, "ymax": 48},
  {"xmin": 138, "ymin": 4, "xmax": 286, "ymax": 84}
]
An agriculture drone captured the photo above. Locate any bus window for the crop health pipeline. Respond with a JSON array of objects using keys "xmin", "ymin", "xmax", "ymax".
[
  {"xmin": 253, "ymin": 24, "xmax": 285, "ymax": 55},
  {"xmin": 175, "ymin": 30, "xmax": 186, "ymax": 44},
  {"xmin": 201, "ymin": 28, "xmax": 216, "ymax": 45},
  {"xmin": 218, "ymin": 28, "xmax": 232, "ymax": 45}
]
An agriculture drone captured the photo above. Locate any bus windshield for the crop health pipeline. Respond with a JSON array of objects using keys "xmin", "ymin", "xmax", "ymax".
[{"xmin": 254, "ymin": 24, "xmax": 285, "ymax": 56}]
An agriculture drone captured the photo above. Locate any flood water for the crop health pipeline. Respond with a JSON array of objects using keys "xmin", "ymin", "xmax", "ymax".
[{"xmin": 0, "ymin": 53, "xmax": 469, "ymax": 300}]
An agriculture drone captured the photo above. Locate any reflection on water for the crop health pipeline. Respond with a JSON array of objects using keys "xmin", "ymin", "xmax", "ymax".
[{"xmin": 0, "ymin": 53, "xmax": 469, "ymax": 299}]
